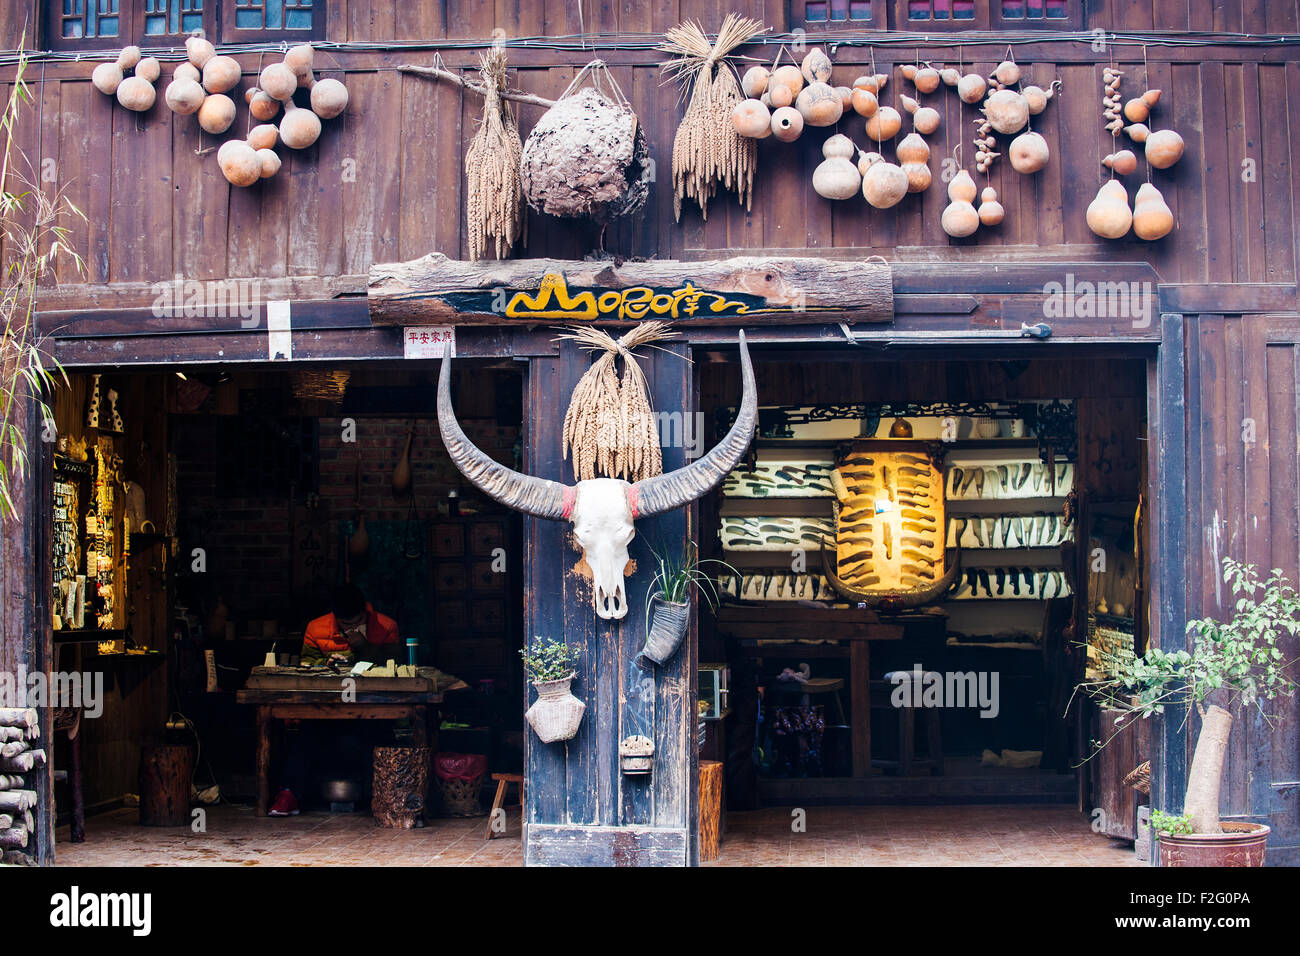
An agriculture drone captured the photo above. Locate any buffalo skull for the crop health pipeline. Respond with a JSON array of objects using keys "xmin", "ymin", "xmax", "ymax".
[{"xmin": 437, "ymin": 331, "xmax": 757, "ymax": 619}]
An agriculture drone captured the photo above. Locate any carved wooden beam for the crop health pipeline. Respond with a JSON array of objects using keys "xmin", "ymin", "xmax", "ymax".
[{"xmin": 368, "ymin": 253, "xmax": 893, "ymax": 327}]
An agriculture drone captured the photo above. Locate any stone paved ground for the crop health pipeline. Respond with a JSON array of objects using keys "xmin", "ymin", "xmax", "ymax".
[{"xmin": 55, "ymin": 803, "xmax": 1139, "ymax": 866}]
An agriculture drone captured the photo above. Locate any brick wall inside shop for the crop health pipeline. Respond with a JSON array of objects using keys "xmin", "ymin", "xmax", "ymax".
[
  {"xmin": 315, "ymin": 417, "xmax": 519, "ymax": 521},
  {"xmin": 176, "ymin": 414, "xmax": 519, "ymax": 629}
]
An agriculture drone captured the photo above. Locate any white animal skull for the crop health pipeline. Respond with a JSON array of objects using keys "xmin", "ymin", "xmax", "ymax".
[
  {"xmin": 437, "ymin": 331, "xmax": 757, "ymax": 621},
  {"xmin": 570, "ymin": 479, "xmax": 636, "ymax": 620}
]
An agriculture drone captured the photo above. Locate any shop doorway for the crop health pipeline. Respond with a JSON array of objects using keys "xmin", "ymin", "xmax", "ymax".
[
  {"xmin": 44, "ymin": 359, "xmax": 529, "ymax": 864},
  {"xmin": 695, "ymin": 345, "xmax": 1152, "ymax": 863}
]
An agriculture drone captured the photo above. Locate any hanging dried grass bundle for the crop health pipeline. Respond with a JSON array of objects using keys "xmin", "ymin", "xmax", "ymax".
[
  {"xmin": 559, "ymin": 321, "xmax": 679, "ymax": 482},
  {"xmin": 661, "ymin": 15, "xmax": 767, "ymax": 221},
  {"xmin": 465, "ymin": 49, "xmax": 525, "ymax": 260}
]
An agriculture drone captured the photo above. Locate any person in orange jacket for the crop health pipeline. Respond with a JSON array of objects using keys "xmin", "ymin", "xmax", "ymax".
[
  {"xmin": 270, "ymin": 584, "xmax": 402, "ymax": 816},
  {"xmin": 300, "ymin": 583, "xmax": 400, "ymax": 665}
]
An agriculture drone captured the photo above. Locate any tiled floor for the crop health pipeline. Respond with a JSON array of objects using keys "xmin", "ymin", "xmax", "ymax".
[{"xmin": 55, "ymin": 803, "xmax": 1139, "ymax": 867}]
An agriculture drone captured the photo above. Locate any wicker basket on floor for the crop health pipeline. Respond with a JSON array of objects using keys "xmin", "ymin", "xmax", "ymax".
[
  {"xmin": 437, "ymin": 775, "xmax": 485, "ymax": 817},
  {"xmin": 1124, "ymin": 760, "xmax": 1151, "ymax": 795}
]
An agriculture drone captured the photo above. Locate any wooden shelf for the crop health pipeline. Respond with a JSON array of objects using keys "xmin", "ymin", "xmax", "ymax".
[{"xmin": 53, "ymin": 628, "xmax": 127, "ymax": 644}]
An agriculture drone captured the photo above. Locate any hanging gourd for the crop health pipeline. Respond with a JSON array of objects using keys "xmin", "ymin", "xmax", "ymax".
[
  {"xmin": 982, "ymin": 88, "xmax": 1029, "ymax": 135},
  {"xmin": 523, "ymin": 60, "xmax": 649, "ymax": 222},
  {"xmin": 197, "ymin": 93, "xmax": 236, "ymax": 134},
  {"xmin": 1008, "ymin": 130, "xmax": 1049, "ymax": 174},
  {"xmin": 859, "ymin": 151, "xmax": 908, "ymax": 209},
  {"xmin": 1103, "ymin": 150, "xmax": 1138, "ymax": 175},
  {"xmin": 164, "ymin": 69, "xmax": 206, "ymax": 115},
  {"xmin": 661, "ymin": 16, "xmax": 765, "ymax": 221},
  {"xmin": 865, "ymin": 105, "xmax": 902, "ymax": 141},
  {"xmin": 991, "ymin": 59, "xmax": 1022, "ymax": 88},
  {"xmin": 1144, "ymin": 128, "xmax": 1184, "ymax": 169},
  {"xmin": 851, "ymin": 75, "xmax": 880, "ymax": 117},
  {"xmin": 801, "ymin": 48, "xmax": 833, "ymax": 85},
  {"xmin": 742, "ymin": 66, "xmax": 769, "ymax": 98},
  {"xmin": 1023, "ymin": 81, "xmax": 1060, "ymax": 115},
  {"xmin": 895, "ymin": 132, "xmax": 932, "ymax": 193},
  {"xmin": 941, "ymin": 169, "xmax": 980, "ymax": 237},
  {"xmin": 771, "ymin": 105, "xmax": 804, "ymax": 142},
  {"xmin": 1086, "ymin": 180, "xmax": 1133, "ymax": 239},
  {"xmin": 796, "ymin": 82, "xmax": 844, "ymax": 127},
  {"xmin": 812, "ymin": 134, "xmax": 862, "ymax": 200},
  {"xmin": 900, "ymin": 95, "xmax": 940, "ymax": 135},
  {"xmin": 1132, "ymin": 182, "xmax": 1174, "ymax": 240},
  {"xmin": 978, "ymin": 187, "xmax": 1004, "ymax": 226},
  {"xmin": 1123, "ymin": 88, "xmax": 1161, "ymax": 123},
  {"xmin": 731, "ymin": 99, "xmax": 773, "ymax": 138},
  {"xmin": 93, "ymin": 46, "xmax": 160, "ymax": 112},
  {"xmin": 202, "ymin": 55, "xmax": 242, "ymax": 95}
]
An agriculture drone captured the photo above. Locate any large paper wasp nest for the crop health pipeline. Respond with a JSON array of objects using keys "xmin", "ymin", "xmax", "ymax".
[{"xmin": 520, "ymin": 63, "xmax": 650, "ymax": 221}]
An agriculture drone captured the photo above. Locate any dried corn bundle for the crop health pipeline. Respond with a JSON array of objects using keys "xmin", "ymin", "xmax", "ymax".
[
  {"xmin": 465, "ymin": 49, "xmax": 525, "ymax": 260},
  {"xmin": 559, "ymin": 322, "xmax": 679, "ymax": 482},
  {"xmin": 661, "ymin": 15, "xmax": 766, "ymax": 221}
]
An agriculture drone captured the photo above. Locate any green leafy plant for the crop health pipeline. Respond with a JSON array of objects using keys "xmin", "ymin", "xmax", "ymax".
[
  {"xmin": 645, "ymin": 539, "xmax": 736, "ymax": 628},
  {"xmin": 519, "ymin": 637, "xmax": 580, "ymax": 683},
  {"xmin": 0, "ymin": 36, "xmax": 87, "ymax": 523},
  {"xmin": 1083, "ymin": 558, "xmax": 1300, "ymax": 834},
  {"xmin": 1149, "ymin": 810, "xmax": 1193, "ymax": 836}
]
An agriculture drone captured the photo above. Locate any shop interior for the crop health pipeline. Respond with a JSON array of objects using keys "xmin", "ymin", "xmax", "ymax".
[
  {"xmin": 44, "ymin": 347, "xmax": 1149, "ymax": 862},
  {"xmin": 46, "ymin": 362, "xmax": 527, "ymax": 848},
  {"xmin": 695, "ymin": 348, "xmax": 1149, "ymax": 837}
]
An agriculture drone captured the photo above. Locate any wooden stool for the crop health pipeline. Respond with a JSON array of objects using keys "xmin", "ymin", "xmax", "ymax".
[
  {"xmin": 797, "ymin": 677, "xmax": 847, "ymax": 723},
  {"xmin": 698, "ymin": 761, "xmax": 724, "ymax": 862},
  {"xmin": 873, "ymin": 673, "xmax": 944, "ymax": 776},
  {"xmin": 484, "ymin": 772, "xmax": 524, "ymax": 840}
]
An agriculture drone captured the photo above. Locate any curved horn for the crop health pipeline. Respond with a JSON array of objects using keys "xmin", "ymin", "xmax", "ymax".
[
  {"xmin": 438, "ymin": 349, "xmax": 571, "ymax": 519},
  {"xmin": 632, "ymin": 329, "xmax": 757, "ymax": 517},
  {"xmin": 819, "ymin": 536, "xmax": 962, "ymax": 610}
]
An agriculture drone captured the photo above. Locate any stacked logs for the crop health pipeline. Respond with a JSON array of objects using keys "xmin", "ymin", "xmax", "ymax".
[{"xmin": 0, "ymin": 708, "xmax": 43, "ymax": 861}]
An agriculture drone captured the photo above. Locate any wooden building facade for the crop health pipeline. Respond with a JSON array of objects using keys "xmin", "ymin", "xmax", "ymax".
[{"xmin": 1, "ymin": 1, "xmax": 1298, "ymax": 866}]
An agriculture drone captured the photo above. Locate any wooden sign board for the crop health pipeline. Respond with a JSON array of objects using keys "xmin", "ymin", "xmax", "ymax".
[{"xmin": 368, "ymin": 253, "xmax": 893, "ymax": 327}]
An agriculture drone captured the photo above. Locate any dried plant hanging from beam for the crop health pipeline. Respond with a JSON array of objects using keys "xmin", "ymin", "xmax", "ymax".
[
  {"xmin": 465, "ymin": 49, "xmax": 526, "ymax": 260},
  {"xmin": 559, "ymin": 321, "xmax": 679, "ymax": 483},
  {"xmin": 661, "ymin": 15, "xmax": 767, "ymax": 222}
]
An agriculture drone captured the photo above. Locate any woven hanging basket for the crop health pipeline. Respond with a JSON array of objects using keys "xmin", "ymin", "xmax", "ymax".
[
  {"xmin": 1123, "ymin": 760, "xmax": 1151, "ymax": 795},
  {"xmin": 524, "ymin": 673, "xmax": 586, "ymax": 743}
]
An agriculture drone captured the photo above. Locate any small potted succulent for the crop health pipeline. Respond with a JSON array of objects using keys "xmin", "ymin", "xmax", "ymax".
[
  {"xmin": 641, "ymin": 541, "xmax": 735, "ymax": 666},
  {"xmin": 1087, "ymin": 558, "xmax": 1299, "ymax": 866},
  {"xmin": 520, "ymin": 638, "xmax": 585, "ymax": 743}
]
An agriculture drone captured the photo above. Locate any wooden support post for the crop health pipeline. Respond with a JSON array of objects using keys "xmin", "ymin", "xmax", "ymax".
[
  {"xmin": 255, "ymin": 706, "xmax": 271, "ymax": 817},
  {"xmin": 851, "ymin": 640, "xmax": 871, "ymax": 778},
  {"xmin": 698, "ymin": 761, "xmax": 724, "ymax": 862}
]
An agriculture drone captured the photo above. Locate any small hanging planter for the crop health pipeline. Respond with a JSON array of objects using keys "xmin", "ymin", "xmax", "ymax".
[
  {"xmin": 525, "ymin": 672, "xmax": 586, "ymax": 743},
  {"xmin": 641, "ymin": 598, "xmax": 690, "ymax": 666}
]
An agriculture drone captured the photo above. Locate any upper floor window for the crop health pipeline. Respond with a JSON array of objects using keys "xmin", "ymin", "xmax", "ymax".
[
  {"xmin": 48, "ymin": 0, "xmax": 323, "ymax": 51},
  {"xmin": 794, "ymin": 0, "xmax": 1080, "ymax": 28}
]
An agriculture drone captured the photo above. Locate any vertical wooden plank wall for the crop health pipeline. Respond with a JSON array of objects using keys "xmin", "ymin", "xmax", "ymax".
[{"xmin": 522, "ymin": 342, "xmax": 696, "ymax": 865}]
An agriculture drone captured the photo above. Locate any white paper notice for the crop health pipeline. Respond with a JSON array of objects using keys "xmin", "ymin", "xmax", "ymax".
[
  {"xmin": 267, "ymin": 300, "xmax": 292, "ymax": 360},
  {"xmin": 403, "ymin": 326, "xmax": 456, "ymax": 359}
]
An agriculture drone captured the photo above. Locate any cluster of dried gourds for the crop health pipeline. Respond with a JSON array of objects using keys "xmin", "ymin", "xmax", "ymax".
[
  {"xmin": 94, "ymin": 37, "xmax": 348, "ymax": 188},
  {"xmin": 1086, "ymin": 66, "xmax": 1182, "ymax": 241},
  {"xmin": 91, "ymin": 46, "xmax": 162, "ymax": 110},
  {"xmin": 727, "ymin": 48, "xmax": 1064, "ymax": 240}
]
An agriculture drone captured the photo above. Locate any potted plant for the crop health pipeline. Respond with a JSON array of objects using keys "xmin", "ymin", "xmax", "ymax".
[
  {"xmin": 520, "ymin": 638, "xmax": 585, "ymax": 743},
  {"xmin": 641, "ymin": 541, "xmax": 735, "ymax": 666},
  {"xmin": 1087, "ymin": 557, "xmax": 1299, "ymax": 866}
]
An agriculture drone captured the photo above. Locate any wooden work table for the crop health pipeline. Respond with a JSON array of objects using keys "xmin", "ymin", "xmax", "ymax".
[
  {"xmin": 716, "ymin": 605, "xmax": 923, "ymax": 778},
  {"xmin": 236, "ymin": 672, "xmax": 445, "ymax": 815}
]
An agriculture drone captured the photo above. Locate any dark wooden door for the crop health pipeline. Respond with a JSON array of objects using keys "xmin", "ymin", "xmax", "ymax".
[{"xmin": 522, "ymin": 342, "xmax": 698, "ymax": 866}]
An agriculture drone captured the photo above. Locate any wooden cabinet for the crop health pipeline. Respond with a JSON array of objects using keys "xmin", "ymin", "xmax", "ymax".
[{"xmin": 429, "ymin": 515, "xmax": 518, "ymax": 685}]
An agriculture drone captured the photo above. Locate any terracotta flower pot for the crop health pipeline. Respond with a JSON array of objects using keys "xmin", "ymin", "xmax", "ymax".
[
  {"xmin": 525, "ymin": 673, "xmax": 585, "ymax": 743},
  {"xmin": 641, "ymin": 599, "xmax": 690, "ymax": 665},
  {"xmin": 1157, "ymin": 821, "xmax": 1270, "ymax": 867}
]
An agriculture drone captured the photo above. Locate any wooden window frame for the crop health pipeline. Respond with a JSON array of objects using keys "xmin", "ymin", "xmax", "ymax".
[
  {"xmin": 889, "ymin": 0, "xmax": 1082, "ymax": 30},
  {"xmin": 791, "ymin": 0, "xmax": 891, "ymax": 31},
  {"xmin": 219, "ymin": 0, "xmax": 325, "ymax": 44},
  {"xmin": 45, "ymin": 0, "xmax": 324, "ymax": 51}
]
